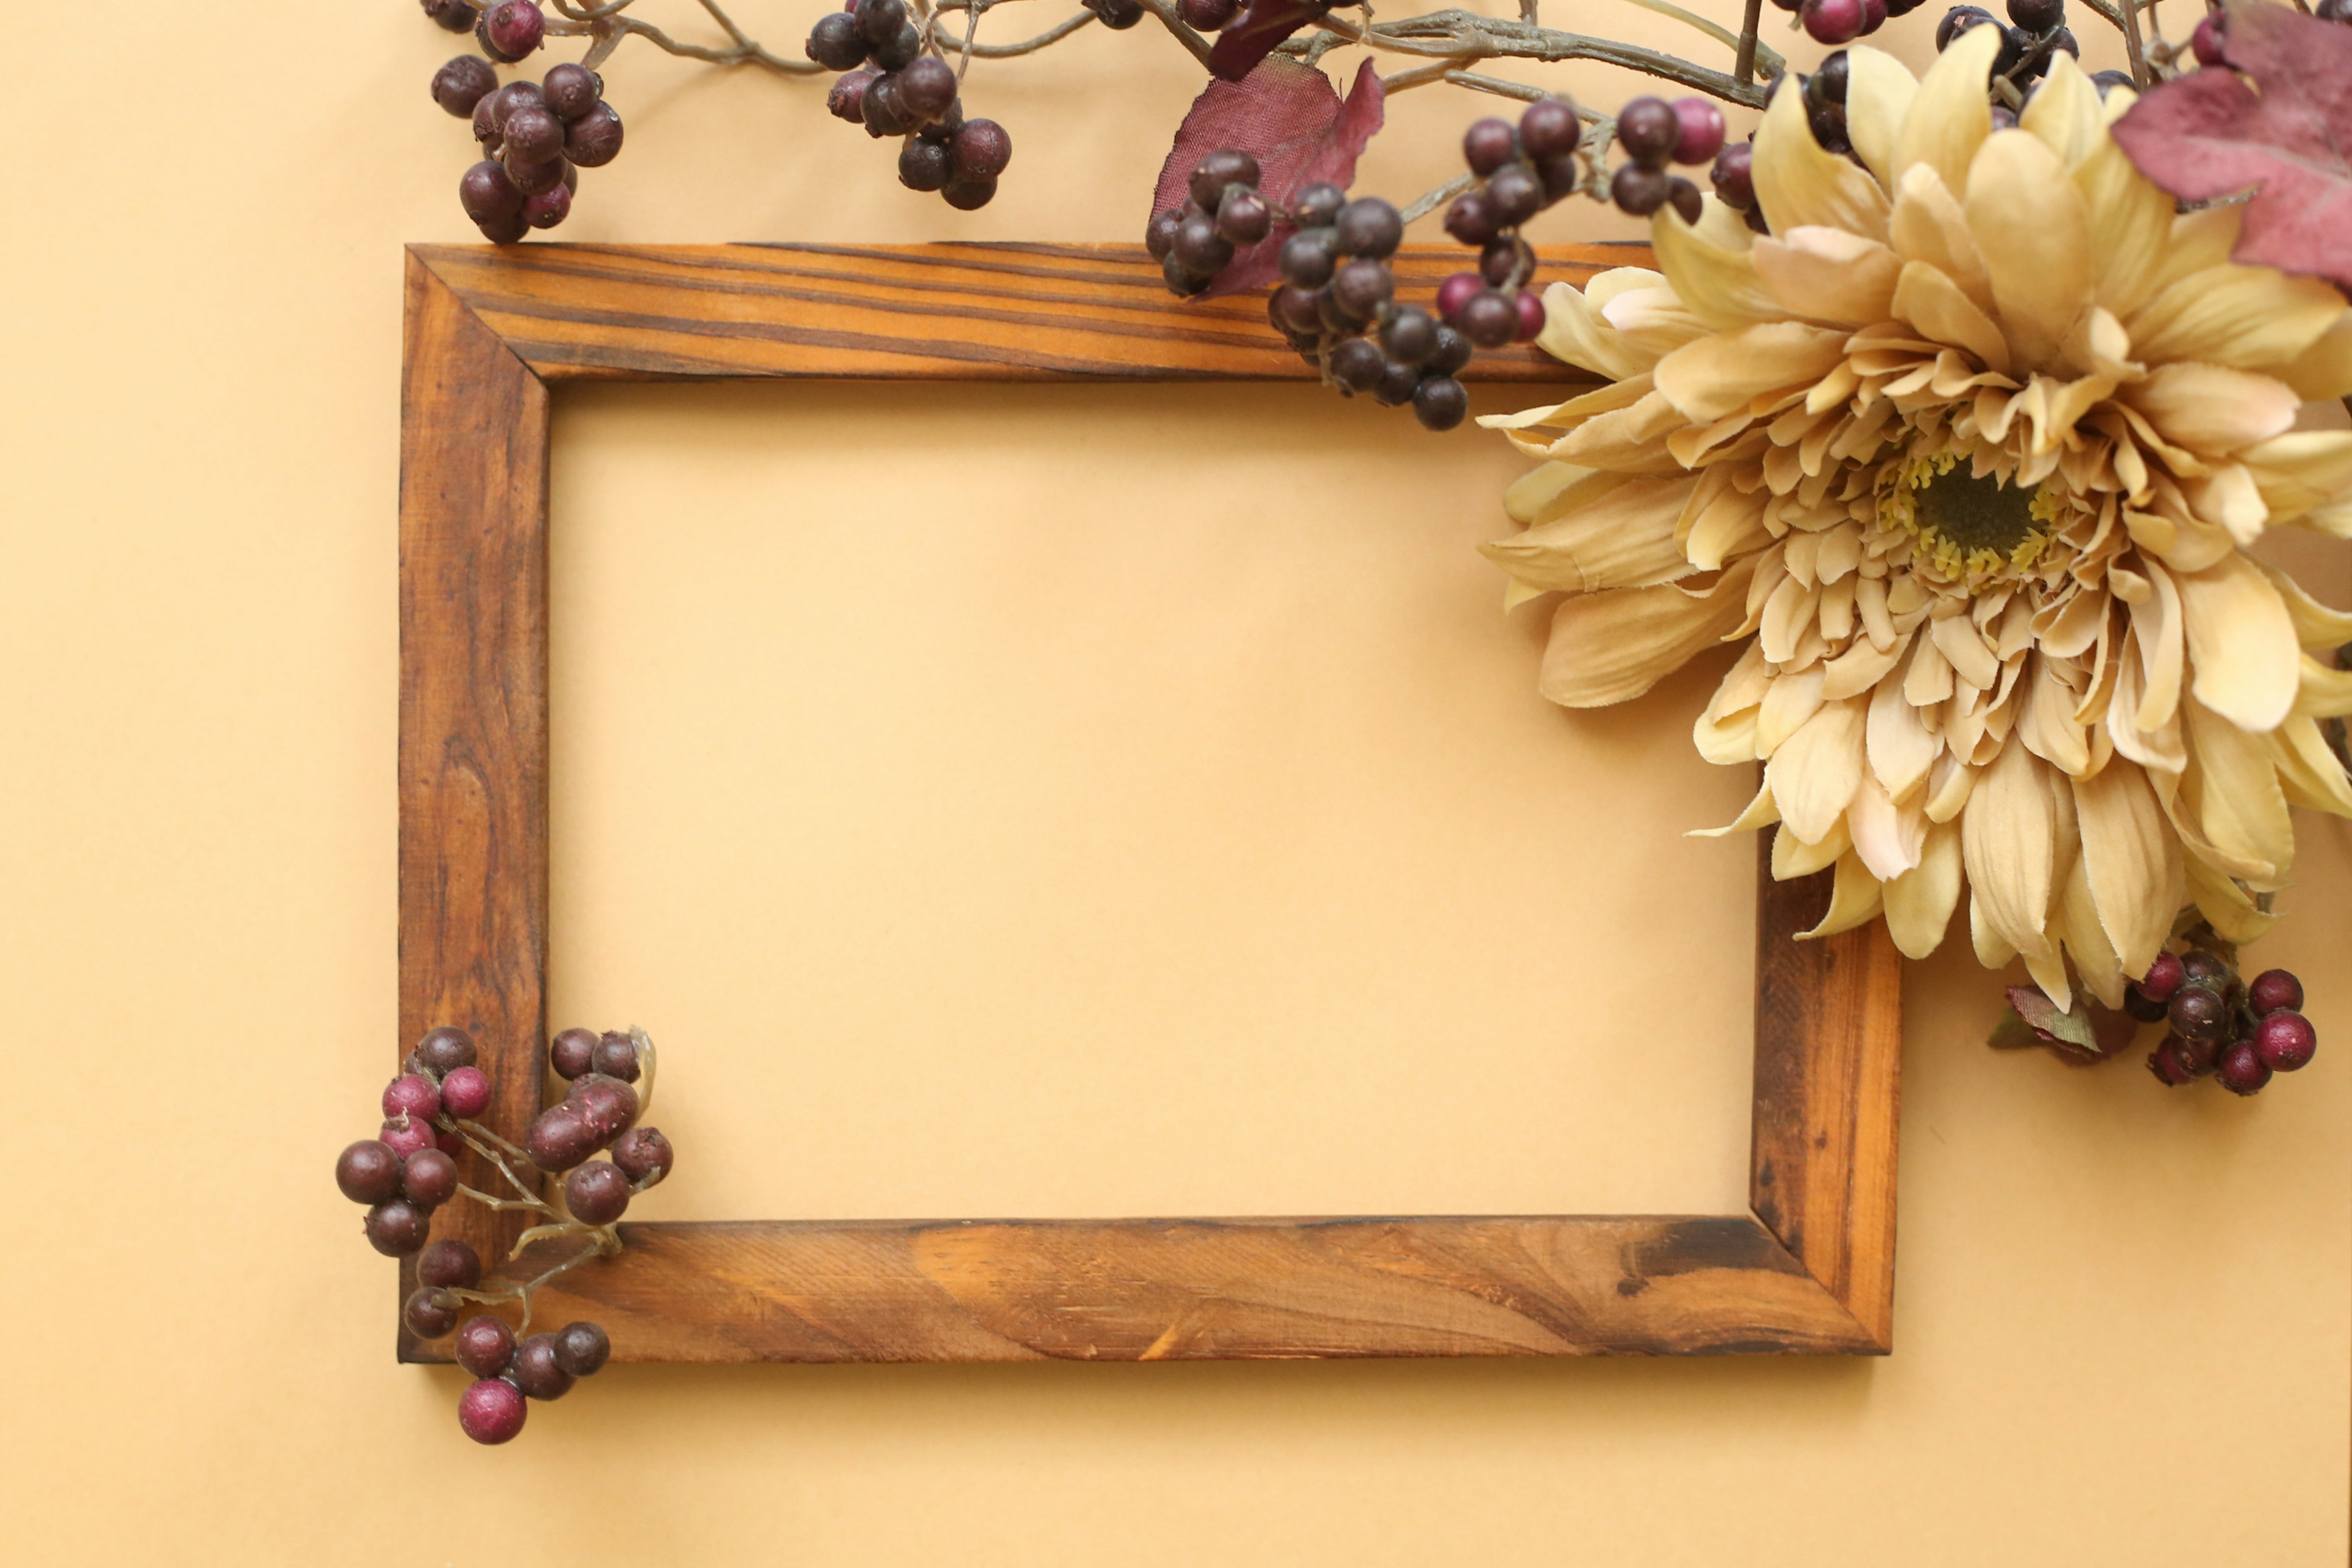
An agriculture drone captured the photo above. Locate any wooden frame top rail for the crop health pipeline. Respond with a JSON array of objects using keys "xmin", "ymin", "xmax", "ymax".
[{"xmin": 398, "ymin": 241, "xmax": 1902, "ymax": 1364}]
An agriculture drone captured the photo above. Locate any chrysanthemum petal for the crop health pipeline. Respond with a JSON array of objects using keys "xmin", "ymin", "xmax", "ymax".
[
  {"xmin": 1843, "ymin": 46, "xmax": 1917, "ymax": 187},
  {"xmin": 1966, "ymin": 130, "xmax": 2094, "ymax": 373},
  {"xmin": 1962, "ymin": 736, "xmax": 2056, "ymax": 956},
  {"xmin": 1535, "ymin": 561, "xmax": 1754, "ymax": 707},
  {"xmin": 1651, "ymin": 203, "xmax": 1780, "ymax": 330},
  {"xmin": 1481, "ymin": 474, "xmax": 1698, "ymax": 594},
  {"xmin": 1752, "ymin": 226, "xmax": 1904, "ymax": 326},
  {"xmin": 2278, "ymin": 312, "xmax": 2352, "ymax": 402},
  {"xmin": 2274, "ymin": 716, "xmax": 2352, "ymax": 817},
  {"xmin": 2176, "ymin": 552, "xmax": 2299, "ymax": 733},
  {"xmin": 2072, "ymin": 760, "xmax": 2180, "ymax": 978},
  {"xmin": 2019, "ymin": 54, "xmax": 2103, "ymax": 169},
  {"xmin": 1652, "ymin": 321, "xmax": 1852, "ymax": 423},
  {"xmin": 1755, "ymin": 75, "xmax": 1892, "ymax": 243},
  {"xmin": 2056, "ymin": 851, "xmax": 2126, "ymax": 1009},
  {"xmin": 1892, "ymin": 260, "xmax": 2011, "ymax": 373},
  {"xmin": 2182, "ymin": 698, "xmax": 2292, "ymax": 880},
  {"xmin": 1884, "ymin": 821, "xmax": 1961, "ymax": 957},
  {"xmin": 2185, "ymin": 856, "xmax": 2278, "ymax": 944},
  {"xmin": 1894, "ymin": 21, "xmax": 2000, "ymax": 197},
  {"xmin": 1798, "ymin": 850, "xmax": 1887, "ymax": 939},
  {"xmin": 2120, "ymin": 364, "xmax": 2300, "ymax": 457},
  {"xmin": 1767, "ymin": 697, "xmax": 1866, "ymax": 843},
  {"xmin": 2128, "ymin": 265, "xmax": 2351, "ymax": 372}
]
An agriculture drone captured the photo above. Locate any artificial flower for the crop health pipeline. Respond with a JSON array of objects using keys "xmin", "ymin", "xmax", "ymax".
[{"xmin": 1483, "ymin": 29, "xmax": 2352, "ymax": 1006}]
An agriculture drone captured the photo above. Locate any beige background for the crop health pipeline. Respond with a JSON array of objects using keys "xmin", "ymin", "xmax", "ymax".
[{"xmin": 6, "ymin": 2, "xmax": 2348, "ymax": 1563}]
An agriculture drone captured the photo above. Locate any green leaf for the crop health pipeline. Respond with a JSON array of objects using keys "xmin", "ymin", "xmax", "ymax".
[
  {"xmin": 1987, "ymin": 1007, "xmax": 2051, "ymax": 1051},
  {"xmin": 2005, "ymin": 985, "xmax": 2098, "ymax": 1050}
]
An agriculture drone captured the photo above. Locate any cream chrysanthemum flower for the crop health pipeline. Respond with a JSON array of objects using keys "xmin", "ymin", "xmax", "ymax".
[{"xmin": 1484, "ymin": 31, "xmax": 2352, "ymax": 1006}]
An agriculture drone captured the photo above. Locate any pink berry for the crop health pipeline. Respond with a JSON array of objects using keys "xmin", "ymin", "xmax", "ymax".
[
  {"xmin": 2139, "ymin": 951, "xmax": 2187, "ymax": 1003},
  {"xmin": 1802, "ymin": 0, "xmax": 1864, "ymax": 43},
  {"xmin": 458, "ymin": 1378, "xmax": 528, "ymax": 1444},
  {"xmin": 2255, "ymin": 1011, "xmax": 2316, "ymax": 1072},
  {"xmin": 1514, "ymin": 289, "xmax": 1546, "ymax": 341},
  {"xmin": 2191, "ymin": 12, "xmax": 2225, "ymax": 66},
  {"xmin": 380, "ymin": 1116, "xmax": 436, "ymax": 1160},
  {"xmin": 383, "ymin": 1072, "xmax": 441, "ymax": 1123},
  {"xmin": 2247, "ymin": 968, "xmax": 2303, "ymax": 1016},
  {"xmin": 1670, "ymin": 97, "xmax": 1725, "ymax": 167},
  {"xmin": 1436, "ymin": 270, "xmax": 1482, "ymax": 323},
  {"xmin": 1860, "ymin": 0, "xmax": 1887, "ymax": 31},
  {"xmin": 440, "ymin": 1065, "xmax": 493, "ymax": 1120},
  {"xmin": 2216, "ymin": 1039, "xmax": 2272, "ymax": 1096}
]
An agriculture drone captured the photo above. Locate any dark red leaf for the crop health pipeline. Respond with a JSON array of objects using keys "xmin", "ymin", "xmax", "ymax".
[
  {"xmin": 1207, "ymin": 0, "xmax": 1334, "ymax": 83},
  {"xmin": 2111, "ymin": 5, "xmax": 2352, "ymax": 291},
  {"xmin": 1150, "ymin": 58, "xmax": 1384, "ymax": 298}
]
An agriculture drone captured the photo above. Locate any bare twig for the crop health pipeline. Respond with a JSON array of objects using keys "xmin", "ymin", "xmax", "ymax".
[{"xmin": 1733, "ymin": 0, "xmax": 1763, "ymax": 83}]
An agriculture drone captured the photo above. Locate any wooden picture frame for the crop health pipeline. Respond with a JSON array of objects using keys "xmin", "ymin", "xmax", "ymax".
[{"xmin": 399, "ymin": 241, "xmax": 1902, "ymax": 1364}]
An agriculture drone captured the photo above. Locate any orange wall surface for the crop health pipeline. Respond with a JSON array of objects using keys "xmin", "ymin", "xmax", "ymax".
[{"xmin": 5, "ymin": 3, "xmax": 2348, "ymax": 1564}]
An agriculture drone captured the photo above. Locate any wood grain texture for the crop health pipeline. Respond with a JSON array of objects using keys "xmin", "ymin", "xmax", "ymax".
[
  {"xmin": 398, "ymin": 243, "xmax": 1904, "ymax": 1364},
  {"xmin": 397, "ymin": 253, "xmax": 552, "ymax": 1357},
  {"xmin": 410, "ymin": 241, "xmax": 1635, "ymax": 384}
]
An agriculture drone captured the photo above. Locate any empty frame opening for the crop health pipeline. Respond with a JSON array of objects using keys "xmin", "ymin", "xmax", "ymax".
[{"xmin": 549, "ymin": 380, "xmax": 1757, "ymax": 1221}]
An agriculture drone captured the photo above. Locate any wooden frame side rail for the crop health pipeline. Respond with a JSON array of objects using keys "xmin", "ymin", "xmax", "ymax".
[{"xmin": 399, "ymin": 241, "xmax": 1902, "ymax": 1364}]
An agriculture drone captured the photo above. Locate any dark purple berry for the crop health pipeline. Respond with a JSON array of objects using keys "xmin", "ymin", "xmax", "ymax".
[
  {"xmin": 1518, "ymin": 97, "xmax": 1581, "ymax": 161},
  {"xmin": 1711, "ymin": 142, "xmax": 1754, "ymax": 209},
  {"xmin": 611, "ymin": 1126, "xmax": 675, "ymax": 1186},
  {"xmin": 2248, "ymin": 969, "xmax": 2303, "ymax": 1016},
  {"xmin": 564, "ymin": 103, "xmax": 624, "ymax": 168},
  {"xmin": 336, "ymin": 1140, "xmax": 402, "ymax": 1204},
  {"xmin": 481, "ymin": 0, "xmax": 545, "ymax": 61},
  {"xmin": 1671, "ymin": 97, "xmax": 1725, "ymax": 165},
  {"xmin": 1515, "ymin": 288, "xmax": 1548, "ymax": 341},
  {"xmin": 1172, "ymin": 212, "xmax": 1232, "ymax": 277},
  {"xmin": 549, "ymin": 1028, "xmax": 598, "ymax": 1080},
  {"xmin": 1425, "ymin": 323, "xmax": 1472, "ymax": 376},
  {"xmin": 2147, "ymin": 1039, "xmax": 2196, "ymax": 1086},
  {"xmin": 2140, "ymin": 951, "xmax": 2187, "ymax": 1003},
  {"xmin": 1463, "ymin": 118, "xmax": 1518, "ymax": 176},
  {"xmin": 900, "ymin": 137, "xmax": 951, "ymax": 192},
  {"xmin": 2255, "ymin": 1011, "xmax": 2316, "ymax": 1072},
  {"xmin": 1189, "ymin": 149, "xmax": 1261, "ymax": 212},
  {"xmin": 478, "ymin": 213, "xmax": 530, "ymax": 246},
  {"xmin": 418, "ymin": 1238, "xmax": 483, "ymax": 1289},
  {"xmin": 1269, "ymin": 284, "xmax": 1322, "ymax": 336},
  {"xmin": 564, "ymin": 1160, "xmax": 633, "ymax": 1225},
  {"xmin": 1289, "ymin": 183, "xmax": 1345, "ymax": 230},
  {"xmin": 1372, "ymin": 359, "xmax": 1422, "ymax": 407},
  {"xmin": 2172, "ymin": 1029, "xmax": 2221, "ymax": 1077},
  {"xmin": 364, "ymin": 1199, "xmax": 432, "ymax": 1256},
  {"xmin": 1330, "ymin": 258, "xmax": 1392, "ymax": 318},
  {"xmin": 855, "ymin": 0, "xmax": 909, "ymax": 43},
  {"xmin": 1145, "ymin": 207, "xmax": 1182, "ymax": 260},
  {"xmin": 897, "ymin": 56, "xmax": 957, "ymax": 123},
  {"xmin": 405, "ymin": 1287, "xmax": 462, "ymax": 1338},
  {"xmin": 513, "ymin": 1333, "xmax": 575, "ymax": 1400},
  {"xmin": 1214, "ymin": 190, "xmax": 1272, "ymax": 246},
  {"xmin": 1179, "ymin": 0, "xmax": 1240, "ymax": 24},
  {"xmin": 1483, "ymin": 165, "xmax": 1542, "ymax": 227},
  {"xmin": 1615, "ymin": 97, "xmax": 1679, "ymax": 167},
  {"xmin": 541, "ymin": 63, "xmax": 600, "ymax": 122},
  {"xmin": 2122, "ymin": 985, "xmax": 2170, "ymax": 1025},
  {"xmin": 829, "ymin": 70, "xmax": 875, "ymax": 123},
  {"xmin": 1328, "ymin": 336, "xmax": 1386, "ymax": 394},
  {"xmin": 2179, "ymin": 949, "xmax": 2230, "ymax": 991},
  {"xmin": 807, "ymin": 11, "xmax": 870, "ymax": 69},
  {"xmin": 951, "ymin": 119, "xmax": 1011, "ymax": 179},
  {"xmin": 522, "ymin": 180, "xmax": 571, "ymax": 229},
  {"xmin": 506, "ymin": 154, "xmax": 568, "ymax": 197},
  {"xmin": 567, "ymin": 1074, "xmax": 640, "ymax": 1143},
  {"xmin": 421, "ymin": 0, "xmax": 476, "ymax": 34},
  {"xmin": 1937, "ymin": 4, "xmax": 1996, "ymax": 49},
  {"xmin": 591, "ymin": 1033, "xmax": 641, "ymax": 1083},
  {"xmin": 2317, "ymin": 0, "xmax": 2350, "ymax": 23},
  {"xmin": 1380, "ymin": 305, "xmax": 1438, "ymax": 366},
  {"xmin": 2168, "ymin": 986, "xmax": 2228, "ymax": 1044},
  {"xmin": 1278, "ymin": 228, "xmax": 1337, "ymax": 287},
  {"xmin": 473, "ymin": 92, "xmax": 505, "ymax": 150},
  {"xmin": 2217, "ymin": 1039, "xmax": 2272, "ymax": 1096},
  {"xmin": 401, "ymin": 1148, "xmax": 459, "ymax": 1208},
  {"xmin": 458, "ymin": 1378, "xmax": 527, "ymax": 1444},
  {"xmin": 456, "ymin": 1314, "xmax": 518, "ymax": 1376},
  {"xmin": 1611, "ymin": 162, "xmax": 1672, "ymax": 217},
  {"xmin": 1665, "ymin": 177, "xmax": 1703, "ymax": 226},
  {"xmin": 554, "ymin": 1321, "xmax": 612, "ymax": 1376},
  {"xmin": 1087, "ymin": 0, "xmax": 1147, "ymax": 27},
  {"xmin": 1442, "ymin": 190, "xmax": 1497, "ymax": 246},
  {"xmin": 525, "ymin": 1105, "xmax": 601, "ymax": 1171},
  {"xmin": 1459, "ymin": 288, "xmax": 1519, "ymax": 349},
  {"xmin": 1412, "ymin": 376, "xmax": 1468, "ymax": 432},
  {"xmin": 433, "ymin": 56, "xmax": 499, "ymax": 118}
]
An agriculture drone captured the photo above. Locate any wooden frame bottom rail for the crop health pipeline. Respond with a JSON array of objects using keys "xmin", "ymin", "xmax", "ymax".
[{"xmin": 399, "ymin": 242, "xmax": 1902, "ymax": 1365}]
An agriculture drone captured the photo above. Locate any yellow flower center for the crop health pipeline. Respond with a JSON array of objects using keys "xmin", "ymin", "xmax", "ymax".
[{"xmin": 1877, "ymin": 454, "xmax": 2054, "ymax": 584}]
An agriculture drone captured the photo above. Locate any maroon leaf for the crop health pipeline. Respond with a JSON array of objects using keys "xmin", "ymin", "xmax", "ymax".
[
  {"xmin": 1151, "ymin": 58, "xmax": 1385, "ymax": 298},
  {"xmin": 1207, "ymin": 0, "xmax": 1335, "ymax": 83},
  {"xmin": 1994, "ymin": 986, "xmax": 2141, "ymax": 1064},
  {"xmin": 2111, "ymin": 5, "xmax": 2352, "ymax": 292}
]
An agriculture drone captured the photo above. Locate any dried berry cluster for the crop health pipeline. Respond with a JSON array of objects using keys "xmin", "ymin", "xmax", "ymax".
[
  {"xmin": 334, "ymin": 1022, "xmax": 676, "ymax": 1442},
  {"xmin": 808, "ymin": 0, "xmax": 1014, "ymax": 209},
  {"xmin": 426, "ymin": 1, "xmax": 625, "ymax": 241},
  {"xmin": 2136, "ymin": 955, "xmax": 2320, "ymax": 1096}
]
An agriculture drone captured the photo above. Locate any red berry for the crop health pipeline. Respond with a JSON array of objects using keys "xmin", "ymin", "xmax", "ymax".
[
  {"xmin": 1860, "ymin": 0, "xmax": 1888, "ymax": 30},
  {"xmin": 611, "ymin": 1126, "xmax": 675, "ymax": 1186},
  {"xmin": 380, "ymin": 1116, "xmax": 436, "ymax": 1160},
  {"xmin": 2247, "ymin": 968, "xmax": 2303, "ymax": 1016},
  {"xmin": 2191, "ymin": 12, "xmax": 2225, "ymax": 66},
  {"xmin": 1436, "ymin": 272, "xmax": 1483, "ymax": 326},
  {"xmin": 2255, "ymin": 1010, "xmax": 2316, "ymax": 1072},
  {"xmin": 1514, "ymin": 289, "xmax": 1547, "ymax": 342},
  {"xmin": 458, "ymin": 1378, "xmax": 528, "ymax": 1444},
  {"xmin": 2216, "ymin": 1039, "xmax": 2272, "ymax": 1095},
  {"xmin": 440, "ymin": 1065, "xmax": 493, "ymax": 1120},
  {"xmin": 1670, "ymin": 98, "xmax": 1725, "ymax": 166},
  {"xmin": 2139, "ymin": 951, "xmax": 2187, "ymax": 1003},
  {"xmin": 383, "ymin": 1073, "xmax": 441, "ymax": 1123},
  {"xmin": 336, "ymin": 1139, "xmax": 402, "ymax": 1204},
  {"xmin": 401, "ymin": 1148, "xmax": 459, "ymax": 1208},
  {"xmin": 435, "ymin": 1126, "xmax": 467, "ymax": 1158},
  {"xmin": 2147, "ymin": 1041, "xmax": 2195, "ymax": 1087},
  {"xmin": 564, "ymin": 1160, "xmax": 632, "ymax": 1225},
  {"xmin": 418, "ymin": 1238, "xmax": 483, "ymax": 1289},
  {"xmin": 1803, "ymin": 0, "xmax": 1865, "ymax": 43},
  {"xmin": 456, "ymin": 1314, "xmax": 518, "ymax": 1377}
]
